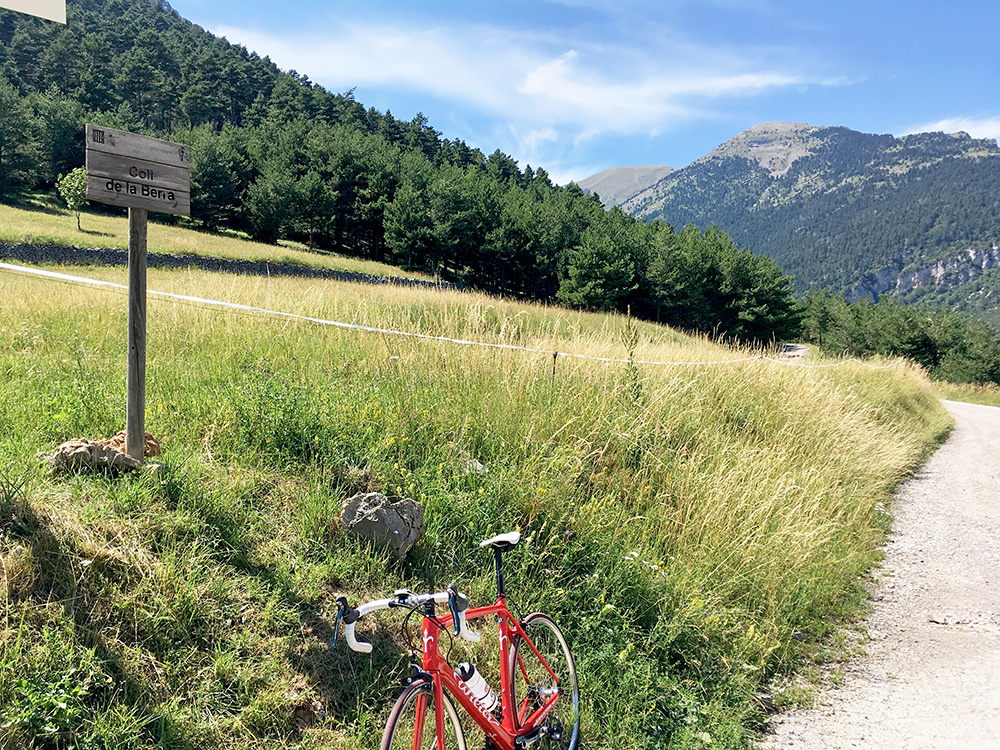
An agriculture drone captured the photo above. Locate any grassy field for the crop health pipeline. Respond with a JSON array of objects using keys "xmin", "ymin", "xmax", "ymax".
[
  {"xmin": 935, "ymin": 381, "xmax": 1000, "ymax": 408},
  {"xmin": 0, "ymin": 197, "xmax": 433, "ymax": 280},
  {"xmin": 0, "ymin": 262, "xmax": 950, "ymax": 749}
]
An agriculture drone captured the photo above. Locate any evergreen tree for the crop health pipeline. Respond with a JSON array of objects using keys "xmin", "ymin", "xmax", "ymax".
[
  {"xmin": 188, "ymin": 124, "xmax": 252, "ymax": 229},
  {"xmin": 557, "ymin": 211, "xmax": 638, "ymax": 311},
  {"xmin": 0, "ymin": 75, "xmax": 38, "ymax": 199},
  {"xmin": 295, "ymin": 169, "xmax": 337, "ymax": 248},
  {"xmin": 385, "ymin": 178, "xmax": 436, "ymax": 271},
  {"xmin": 245, "ymin": 167, "xmax": 297, "ymax": 243},
  {"xmin": 29, "ymin": 90, "xmax": 85, "ymax": 186}
]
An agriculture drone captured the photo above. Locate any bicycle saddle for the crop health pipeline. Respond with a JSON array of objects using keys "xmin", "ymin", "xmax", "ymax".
[{"xmin": 479, "ymin": 531, "xmax": 521, "ymax": 550}]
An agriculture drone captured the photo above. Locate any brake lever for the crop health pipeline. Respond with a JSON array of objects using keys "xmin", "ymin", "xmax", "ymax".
[
  {"xmin": 446, "ymin": 584, "xmax": 461, "ymax": 636},
  {"xmin": 333, "ymin": 596, "xmax": 348, "ymax": 649}
]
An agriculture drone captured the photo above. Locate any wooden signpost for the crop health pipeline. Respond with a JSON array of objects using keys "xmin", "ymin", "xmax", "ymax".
[{"xmin": 85, "ymin": 125, "xmax": 191, "ymax": 461}]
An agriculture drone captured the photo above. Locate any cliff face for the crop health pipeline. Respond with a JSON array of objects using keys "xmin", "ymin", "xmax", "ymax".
[{"xmin": 849, "ymin": 245, "xmax": 1000, "ymax": 301}]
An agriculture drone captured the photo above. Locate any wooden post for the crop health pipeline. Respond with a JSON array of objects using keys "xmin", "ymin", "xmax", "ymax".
[
  {"xmin": 126, "ymin": 207, "xmax": 147, "ymax": 461},
  {"xmin": 84, "ymin": 125, "xmax": 190, "ymax": 461}
]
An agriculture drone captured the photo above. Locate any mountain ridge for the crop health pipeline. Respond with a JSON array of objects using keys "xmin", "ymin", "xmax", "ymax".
[
  {"xmin": 605, "ymin": 121, "xmax": 1000, "ymax": 325},
  {"xmin": 692, "ymin": 121, "xmax": 824, "ymax": 177},
  {"xmin": 575, "ymin": 164, "xmax": 674, "ymax": 208}
]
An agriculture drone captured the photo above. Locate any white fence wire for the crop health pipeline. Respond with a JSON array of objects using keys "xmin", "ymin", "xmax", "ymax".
[{"xmin": 1, "ymin": 261, "xmax": 896, "ymax": 370}]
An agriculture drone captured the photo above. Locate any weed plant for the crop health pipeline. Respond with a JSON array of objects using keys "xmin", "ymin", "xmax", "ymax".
[{"xmin": 0, "ymin": 265, "xmax": 949, "ymax": 749}]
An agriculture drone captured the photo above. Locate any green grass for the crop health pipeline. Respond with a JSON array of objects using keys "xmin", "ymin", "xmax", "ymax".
[
  {"xmin": 0, "ymin": 264, "xmax": 950, "ymax": 749},
  {"xmin": 0, "ymin": 196, "xmax": 434, "ymax": 281},
  {"xmin": 935, "ymin": 381, "xmax": 1000, "ymax": 407}
]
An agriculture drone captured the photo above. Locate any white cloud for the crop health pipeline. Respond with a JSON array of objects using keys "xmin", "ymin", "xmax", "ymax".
[
  {"xmin": 212, "ymin": 15, "xmax": 836, "ymax": 176},
  {"xmin": 508, "ymin": 125, "xmax": 561, "ymax": 157},
  {"xmin": 901, "ymin": 117, "xmax": 1000, "ymax": 142},
  {"xmin": 216, "ymin": 19, "xmax": 821, "ymax": 133},
  {"xmin": 216, "ymin": 22, "xmax": 519, "ymax": 108}
]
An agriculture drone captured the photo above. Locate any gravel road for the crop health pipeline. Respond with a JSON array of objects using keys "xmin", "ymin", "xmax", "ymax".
[{"xmin": 758, "ymin": 400, "xmax": 1000, "ymax": 750}]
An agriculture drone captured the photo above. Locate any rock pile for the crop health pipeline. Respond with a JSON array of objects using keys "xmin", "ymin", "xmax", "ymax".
[
  {"xmin": 101, "ymin": 430, "xmax": 161, "ymax": 458},
  {"xmin": 46, "ymin": 430, "xmax": 162, "ymax": 474}
]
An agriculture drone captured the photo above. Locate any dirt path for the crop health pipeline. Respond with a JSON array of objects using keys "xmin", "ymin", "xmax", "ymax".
[{"xmin": 758, "ymin": 400, "xmax": 1000, "ymax": 749}]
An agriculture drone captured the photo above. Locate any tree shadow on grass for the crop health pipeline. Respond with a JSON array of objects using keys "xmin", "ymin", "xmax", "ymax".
[
  {"xmin": 6, "ymin": 194, "xmax": 65, "ymax": 216},
  {"xmin": 3, "ymin": 458, "xmax": 430, "ymax": 746},
  {"xmin": 170, "ymin": 479, "xmax": 417, "ymax": 739},
  {"xmin": 0, "ymin": 480, "xmax": 199, "ymax": 750}
]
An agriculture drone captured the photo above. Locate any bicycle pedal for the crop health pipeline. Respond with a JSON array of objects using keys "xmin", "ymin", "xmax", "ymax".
[
  {"xmin": 513, "ymin": 728, "xmax": 542, "ymax": 748},
  {"xmin": 515, "ymin": 719, "xmax": 564, "ymax": 747}
]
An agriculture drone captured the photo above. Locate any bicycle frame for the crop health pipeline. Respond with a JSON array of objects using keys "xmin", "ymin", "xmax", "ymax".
[{"xmin": 420, "ymin": 595, "xmax": 561, "ymax": 750}]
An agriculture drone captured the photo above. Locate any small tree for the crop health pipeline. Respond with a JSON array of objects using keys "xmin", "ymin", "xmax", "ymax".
[{"xmin": 56, "ymin": 167, "xmax": 87, "ymax": 231}]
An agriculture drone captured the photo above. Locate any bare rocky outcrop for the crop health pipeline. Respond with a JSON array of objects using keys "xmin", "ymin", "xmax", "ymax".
[
  {"xmin": 849, "ymin": 244, "xmax": 1000, "ymax": 301},
  {"xmin": 896, "ymin": 245, "xmax": 1000, "ymax": 290},
  {"xmin": 341, "ymin": 492, "xmax": 425, "ymax": 561},
  {"xmin": 100, "ymin": 429, "xmax": 162, "ymax": 458},
  {"xmin": 712, "ymin": 122, "xmax": 824, "ymax": 177}
]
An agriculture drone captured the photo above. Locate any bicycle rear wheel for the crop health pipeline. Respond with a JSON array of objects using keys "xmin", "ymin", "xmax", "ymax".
[
  {"xmin": 509, "ymin": 613, "xmax": 580, "ymax": 749},
  {"xmin": 381, "ymin": 681, "xmax": 467, "ymax": 750}
]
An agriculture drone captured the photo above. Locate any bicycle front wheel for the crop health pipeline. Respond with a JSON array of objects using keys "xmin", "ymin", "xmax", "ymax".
[
  {"xmin": 509, "ymin": 613, "xmax": 580, "ymax": 749},
  {"xmin": 381, "ymin": 681, "xmax": 467, "ymax": 750}
]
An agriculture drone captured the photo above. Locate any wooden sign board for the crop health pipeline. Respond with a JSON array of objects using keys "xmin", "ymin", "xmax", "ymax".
[
  {"xmin": 0, "ymin": 1, "xmax": 66, "ymax": 23},
  {"xmin": 85, "ymin": 124, "xmax": 191, "ymax": 216}
]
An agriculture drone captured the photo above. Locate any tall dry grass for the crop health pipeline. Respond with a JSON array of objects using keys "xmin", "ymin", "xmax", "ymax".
[{"xmin": 0, "ymin": 263, "xmax": 949, "ymax": 749}]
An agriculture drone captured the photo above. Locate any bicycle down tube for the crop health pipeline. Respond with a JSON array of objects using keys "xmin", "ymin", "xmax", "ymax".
[{"xmin": 405, "ymin": 606, "xmax": 552, "ymax": 749}]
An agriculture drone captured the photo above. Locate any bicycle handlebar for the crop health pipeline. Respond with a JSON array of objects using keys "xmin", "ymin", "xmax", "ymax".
[
  {"xmin": 345, "ymin": 620, "xmax": 372, "ymax": 653},
  {"xmin": 335, "ymin": 587, "xmax": 481, "ymax": 653}
]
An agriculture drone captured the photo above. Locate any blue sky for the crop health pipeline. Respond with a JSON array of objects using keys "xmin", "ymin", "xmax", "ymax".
[{"xmin": 168, "ymin": 0, "xmax": 1000, "ymax": 185}]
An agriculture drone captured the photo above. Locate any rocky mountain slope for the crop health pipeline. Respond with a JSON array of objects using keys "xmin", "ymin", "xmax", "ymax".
[
  {"xmin": 576, "ymin": 164, "xmax": 674, "ymax": 207},
  {"xmin": 613, "ymin": 122, "xmax": 1000, "ymax": 326}
]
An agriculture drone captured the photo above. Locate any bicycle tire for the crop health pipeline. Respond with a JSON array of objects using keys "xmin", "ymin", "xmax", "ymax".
[
  {"xmin": 381, "ymin": 681, "xmax": 468, "ymax": 750},
  {"xmin": 509, "ymin": 613, "xmax": 580, "ymax": 749}
]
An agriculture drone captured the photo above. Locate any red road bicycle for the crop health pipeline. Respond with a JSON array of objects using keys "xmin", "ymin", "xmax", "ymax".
[{"xmin": 334, "ymin": 531, "xmax": 580, "ymax": 749}]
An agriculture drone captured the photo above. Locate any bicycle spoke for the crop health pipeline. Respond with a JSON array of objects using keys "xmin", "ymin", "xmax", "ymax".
[{"xmin": 508, "ymin": 614, "xmax": 580, "ymax": 749}]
